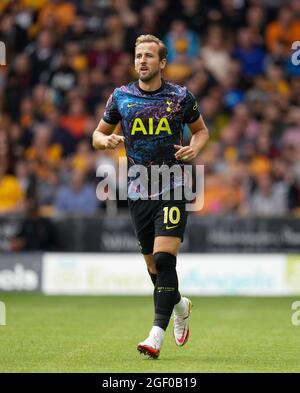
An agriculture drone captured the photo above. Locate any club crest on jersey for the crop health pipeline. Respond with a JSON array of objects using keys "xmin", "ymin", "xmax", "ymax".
[
  {"xmin": 131, "ymin": 117, "xmax": 172, "ymax": 135},
  {"xmin": 166, "ymin": 100, "xmax": 172, "ymax": 112}
]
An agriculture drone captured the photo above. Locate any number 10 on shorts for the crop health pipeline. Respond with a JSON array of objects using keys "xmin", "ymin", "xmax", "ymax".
[{"xmin": 163, "ymin": 207, "xmax": 180, "ymax": 225}]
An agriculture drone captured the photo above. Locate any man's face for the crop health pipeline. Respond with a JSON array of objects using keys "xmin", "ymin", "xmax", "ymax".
[{"xmin": 135, "ymin": 42, "xmax": 166, "ymax": 82}]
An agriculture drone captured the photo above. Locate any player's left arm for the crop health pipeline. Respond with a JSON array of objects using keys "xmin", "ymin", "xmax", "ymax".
[{"xmin": 175, "ymin": 115, "xmax": 209, "ymax": 161}]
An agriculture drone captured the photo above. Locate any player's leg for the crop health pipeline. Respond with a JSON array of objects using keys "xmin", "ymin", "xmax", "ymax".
[
  {"xmin": 152, "ymin": 201, "xmax": 191, "ymax": 347},
  {"xmin": 137, "ymin": 200, "xmax": 191, "ymax": 358},
  {"xmin": 153, "ymin": 199, "xmax": 189, "ymax": 326},
  {"xmin": 131, "ymin": 221, "xmax": 164, "ymax": 357},
  {"xmin": 152, "ymin": 236, "xmax": 192, "ymax": 347},
  {"xmin": 143, "ymin": 254, "xmax": 157, "ymax": 285},
  {"xmin": 153, "ymin": 235, "xmax": 181, "ymax": 254},
  {"xmin": 152, "ymin": 236, "xmax": 182, "ymax": 329},
  {"xmin": 128, "ymin": 199, "xmax": 157, "ymax": 284},
  {"xmin": 137, "ymin": 236, "xmax": 181, "ymax": 358}
]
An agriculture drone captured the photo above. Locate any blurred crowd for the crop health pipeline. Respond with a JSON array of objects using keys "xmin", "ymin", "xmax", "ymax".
[{"xmin": 1, "ymin": 0, "xmax": 300, "ymax": 218}]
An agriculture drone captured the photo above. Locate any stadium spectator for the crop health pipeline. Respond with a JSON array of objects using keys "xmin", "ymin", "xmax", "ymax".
[
  {"xmin": 64, "ymin": 40, "xmax": 88, "ymax": 73},
  {"xmin": 4, "ymin": 53, "xmax": 32, "ymax": 119},
  {"xmin": 37, "ymin": 167, "xmax": 60, "ymax": 214},
  {"xmin": 54, "ymin": 169, "xmax": 98, "ymax": 215},
  {"xmin": 200, "ymin": 24, "xmax": 232, "ymax": 83},
  {"xmin": 232, "ymin": 27, "xmax": 266, "ymax": 78},
  {"xmin": 36, "ymin": 0, "xmax": 76, "ymax": 35},
  {"xmin": 219, "ymin": 61, "xmax": 245, "ymax": 111},
  {"xmin": 46, "ymin": 106, "xmax": 76, "ymax": 156},
  {"xmin": 164, "ymin": 19, "xmax": 199, "ymax": 63},
  {"xmin": 265, "ymin": 4, "xmax": 300, "ymax": 55},
  {"xmin": 49, "ymin": 52, "xmax": 77, "ymax": 103},
  {"xmin": 60, "ymin": 97, "xmax": 88, "ymax": 140},
  {"xmin": 88, "ymin": 34, "xmax": 120, "ymax": 74},
  {"xmin": 25, "ymin": 122, "xmax": 62, "ymax": 180},
  {"xmin": 25, "ymin": 29, "xmax": 57, "ymax": 86},
  {"xmin": 0, "ymin": 165, "xmax": 25, "ymax": 216},
  {"xmin": 71, "ymin": 138, "xmax": 95, "ymax": 174},
  {"xmin": 179, "ymin": 0, "xmax": 209, "ymax": 35},
  {"xmin": 138, "ymin": 5, "xmax": 159, "ymax": 37},
  {"xmin": 247, "ymin": 173, "xmax": 288, "ymax": 216},
  {"xmin": 245, "ymin": 5, "xmax": 266, "ymax": 45},
  {"xmin": 0, "ymin": 13, "xmax": 29, "ymax": 60}
]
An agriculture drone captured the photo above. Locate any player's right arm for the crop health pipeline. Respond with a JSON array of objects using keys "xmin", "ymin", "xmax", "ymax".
[
  {"xmin": 92, "ymin": 90, "xmax": 124, "ymax": 150},
  {"xmin": 92, "ymin": 120, "xmax": 124, "ymax": 150}
]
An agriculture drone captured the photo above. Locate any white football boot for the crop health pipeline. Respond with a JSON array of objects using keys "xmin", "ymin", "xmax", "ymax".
[
  {"xmin": 173, "ymin": 297, "xmax": 193, "ymax": 346},
  {"xmin": 137, "ymin": 326, "xmax": 164, "ymax": 359}
]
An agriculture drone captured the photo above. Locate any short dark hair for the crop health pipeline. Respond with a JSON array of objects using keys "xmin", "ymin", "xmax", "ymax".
[{"xmin": 135, "ymin": 34, "xmax": 168, "ymax": 60}]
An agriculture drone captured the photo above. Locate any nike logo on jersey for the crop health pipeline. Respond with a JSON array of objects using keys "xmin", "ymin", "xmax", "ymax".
[
  {"xmin": 166, "ymin": 224, "xmax": 179, "ymax": 230},
  {"xmin": 127, "ymin": 103, "xmax": 137, "ymax": 107}
]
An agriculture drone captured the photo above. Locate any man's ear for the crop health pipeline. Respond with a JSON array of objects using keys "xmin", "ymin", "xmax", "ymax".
[{"xmin": 160, "ymin": 58, "xmax": 167, "ymax": 70}]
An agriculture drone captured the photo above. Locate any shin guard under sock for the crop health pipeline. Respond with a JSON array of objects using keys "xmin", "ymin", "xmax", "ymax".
[{"xmin": 153, "ymin": 252, "xmax": 181, "ymax": 330}]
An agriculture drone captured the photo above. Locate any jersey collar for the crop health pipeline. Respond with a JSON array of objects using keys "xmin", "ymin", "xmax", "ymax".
[{"xmin": 136, "ymin": 79, "xmax": 165, "ymax": 95}]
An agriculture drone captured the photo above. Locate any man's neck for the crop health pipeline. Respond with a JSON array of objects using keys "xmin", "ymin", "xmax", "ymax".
[{"xmin": 138, "ymin": 76, "xmax": 162, "ymax": 92}]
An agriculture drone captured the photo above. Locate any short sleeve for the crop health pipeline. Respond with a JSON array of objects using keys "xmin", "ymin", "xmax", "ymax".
[
  {"xmin": 103, "ymin": 90, "xmax": 122, "ymax": 124},
  {"xmin": 183, "ymin": 90, "xmax": 201, "ymax": 124}
]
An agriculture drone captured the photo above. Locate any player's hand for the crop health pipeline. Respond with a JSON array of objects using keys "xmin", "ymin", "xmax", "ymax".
[
  {"xmin": 105, "ymin": 134, "xmax": 125, "ymax": 149},
  {"xmin": 174, "ymin": 145, "xmax": 197, "ymax": 161}
]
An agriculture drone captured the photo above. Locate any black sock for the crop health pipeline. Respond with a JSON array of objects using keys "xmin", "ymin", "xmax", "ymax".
[
  {"xmin": 153, "ymin": 252, "xmax": 181, "ymax": 330},
  {"xmin": 147, "ymin": 269, "xmax": 157, "ymax": 286}
]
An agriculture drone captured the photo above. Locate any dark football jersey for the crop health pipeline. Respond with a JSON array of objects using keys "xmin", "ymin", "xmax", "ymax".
[{"xmin": 103, "ymin": 80, "xmax": 200, "ymax": 198}]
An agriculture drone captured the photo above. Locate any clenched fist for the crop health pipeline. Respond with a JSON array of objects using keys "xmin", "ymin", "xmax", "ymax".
[{"xmin": 105, "ymin": 134, "xmax": 125, "ymax": 149}]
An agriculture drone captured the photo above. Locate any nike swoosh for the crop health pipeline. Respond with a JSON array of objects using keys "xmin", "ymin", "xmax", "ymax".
[
  {"xmin": 127, "ymin": 104, "xmax": 137, "ymax": 107},
  {"xmin": 166, "ymin": 225, "xmax": 179, "ymax": 230},
  {"xmin": 177, "ymin": 327, "xmax": 186, "ymax": 344}
]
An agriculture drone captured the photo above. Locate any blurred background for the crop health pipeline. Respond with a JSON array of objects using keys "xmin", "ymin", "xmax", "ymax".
[{"xmin": 1, "ymin": 0, "xmax": 300, "ymax": 296}]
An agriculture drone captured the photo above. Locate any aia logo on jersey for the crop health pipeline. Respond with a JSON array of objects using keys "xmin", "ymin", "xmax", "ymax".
[{"xmin": 131, "ymin": 117, "xmax": 172, "ymax": 135}]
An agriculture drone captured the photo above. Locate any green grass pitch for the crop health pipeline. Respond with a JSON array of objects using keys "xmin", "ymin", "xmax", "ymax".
[{"xmin": 0, "ymin": 294, "xmax": 299, "ymax": 372}]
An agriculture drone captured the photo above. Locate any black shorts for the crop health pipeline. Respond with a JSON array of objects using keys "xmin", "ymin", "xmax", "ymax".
[{"xmin": 128, "ymin": 198, "xmax": 189, "ymax": 255}]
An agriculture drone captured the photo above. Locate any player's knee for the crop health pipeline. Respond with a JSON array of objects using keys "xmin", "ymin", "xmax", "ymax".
[{"xmin": 153, "ymin": 252, "xmax": 176, "ymax": 273}]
